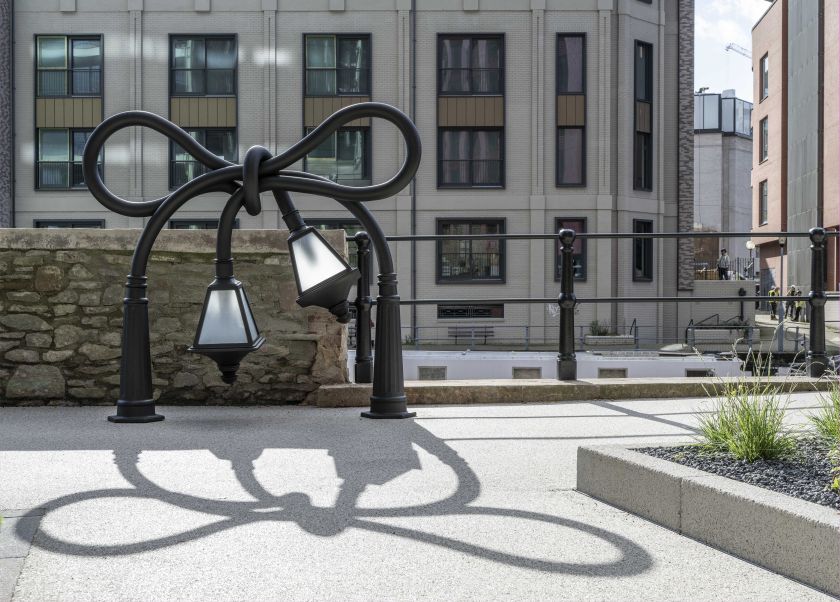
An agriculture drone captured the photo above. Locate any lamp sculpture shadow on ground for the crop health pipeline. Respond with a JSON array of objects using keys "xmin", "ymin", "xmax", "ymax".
[
  {"xmin": 11, "ymin": 414, "xmax": 653, "ymax": 577},
  {"xmin": 82, "ymin": 103, "xmax": 421, "ymax": 423}
]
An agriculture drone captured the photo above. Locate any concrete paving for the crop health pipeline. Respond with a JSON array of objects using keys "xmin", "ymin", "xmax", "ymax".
[{"xmin": 0, "ymin": 394, "xmax": 835, "ymax": 601}]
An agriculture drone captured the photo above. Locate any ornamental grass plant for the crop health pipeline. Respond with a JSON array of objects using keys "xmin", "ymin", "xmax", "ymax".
[
  {"xmin": 698, "ymin": 352, "xmax": 796, "ymax": 462},
  {"xmin": 809, "ymin": 382, "xmax": 840, "ymax": 442}
]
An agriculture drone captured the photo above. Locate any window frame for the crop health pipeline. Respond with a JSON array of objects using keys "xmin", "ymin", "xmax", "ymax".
[
  {"xmin": 554, "ymin": 217, "xmax": 587, "ymax": 282},
  {"xmin": 302, "ymin": 33, "xmax": 372, "ymax": 97},
  {"xmin": 759, "ymin": 180, "xmax": 769, "ymax": 226},
  {"xmin": 633, "ymin": 40, "xmax": 654, "ymax": 192},
  {"xmin": 35, "ymin": 127, "xmax": 102, "ymax": 190},
  {"xmin": 437, "ymin": 33, "xmax": 505, "ymax": 97},
  {"xmin": 437, "ymin": 127, "xmax": 505, "ymax": 189},
  {"xmin": 759, "ymin": 117, "xmax": 768, "ymax": 163},
  {"xmin": 302, "ymin": 126, "xmax": 372, "ymax": 185},
  {"xmin": 760, "ymin": 53, "xmax": 769, "ymax": 101},
  {"xmin": 169, "ymin": 127, "xmax": 238, "ymax": 190},
  {"xmin": 34, "ymin": 219, "xmax": 105, "ymax": 228},
  {"xmin": 632, "ymin": 219, "xmax": 654, "ymax": 282},
  {"xmin": 556, "ymin": 33, "xmax": 586, "ymax": 188},
  {"xmin": 436, "ymin": 218, "xmax": 506, "ymax": 284},
  {"xmin": 34, "ymin": 34, "xmax": 103, "ymax": 98},
  {"xmin": 169, "ymin": 34, "xmax": 238, "ymax": 97}
]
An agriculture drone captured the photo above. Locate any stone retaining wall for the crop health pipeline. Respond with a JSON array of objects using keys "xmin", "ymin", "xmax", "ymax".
[{"xmin": 0, "ymin": 229, "xmax": 348, "ymax": 405}]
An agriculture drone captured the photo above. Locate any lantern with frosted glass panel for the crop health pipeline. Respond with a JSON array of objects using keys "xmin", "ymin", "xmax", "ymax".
[
  {"xmin": 188, "ymin": 276, "xmax": 264, "ymax": 384},
  {"xmin": 287, "ymin": 225, "xmax": 359, "ymax": 324}
]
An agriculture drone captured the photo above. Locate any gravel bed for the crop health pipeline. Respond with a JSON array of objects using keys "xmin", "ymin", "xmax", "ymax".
[{"xmin": 637, "ymin": 437, "xmax": 840, "ymax": 510}]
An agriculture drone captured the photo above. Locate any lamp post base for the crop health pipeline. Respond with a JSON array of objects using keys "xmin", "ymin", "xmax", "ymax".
[
  {"xmin": 108, "ymin": 399, "xmax": 165, "ymax": 423},
  {"xmin": 361, "ymin": 410, "xmax": 416, "ymax": 419}
]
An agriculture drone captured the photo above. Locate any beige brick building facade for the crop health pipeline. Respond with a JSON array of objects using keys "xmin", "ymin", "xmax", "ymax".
[{"xmin": 6, "ymin": 0, "xmax": 694, "ymax": 342}]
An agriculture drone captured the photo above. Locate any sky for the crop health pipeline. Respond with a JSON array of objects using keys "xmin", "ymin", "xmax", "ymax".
[{"xmin": 694, "ymin": 0, "xmax": 773, "ymax": 102}]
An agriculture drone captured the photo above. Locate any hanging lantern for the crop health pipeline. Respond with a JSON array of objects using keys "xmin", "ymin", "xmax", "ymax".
[
  {"xmin": 188, "ymin": 277, "xmax": 265, "ymax": 383},
  {"xmin": 287, "ymin": 226, "xmax": 360, "ymax": 323}
]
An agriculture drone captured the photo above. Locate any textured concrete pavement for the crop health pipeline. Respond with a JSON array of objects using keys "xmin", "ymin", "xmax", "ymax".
[{"xmin": 0, "ymin": 395, "xmax": 834, "ymax": 601}]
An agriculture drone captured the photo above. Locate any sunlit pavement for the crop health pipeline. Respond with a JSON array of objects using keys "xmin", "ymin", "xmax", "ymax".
[{"xmin": 0, "ymin": 394, "xmax": 833, "ymax": 601}]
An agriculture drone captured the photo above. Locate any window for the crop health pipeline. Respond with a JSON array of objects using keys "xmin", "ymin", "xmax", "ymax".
[
  {"xmin": 557, "ymin": 34, "xmax": 585, "ymax": 186},
  {"xmin": 34, "ymin": 219, "xmax": 104, "ymax": 228},
  {"xmin": 438, "ymin": 35, "xmax": 503, "ymax": 95},
  {"xmin": 169, "ymin": 219, "xmax": 240, "ymax": 230},
  {"xmin": 171, "ymin": 36, "xmax": 236, "ymax": 96},
  {"xmin": 439, "ymin": 129, "xmax": 503, "ymax": 187},
  {"xmin": 760, "ymin": 53, "xmax": 769, "ymax": 101},
  {"xmin": 555, "ymin": 218, "xmax": 587, "ymax": 281},
  {"xmin": 36, "ymin": 35, "xmax": 102, "ymax": 96},
  {"xmin": 437, "ymin": 220, "xmax": 504, "ymax": 283},
  {"xmin": 634, "ymin": 41, "xmax": 653, "ymax": 191},
  {"xmin": 36, "ymin": 128, "xmax": 102, "ymax": 189},
  {"xmin": 303, "ymin": 128, "xmax": 370, "ymax": 185},
  {"xmin": 309, "ymin": 219, "xmax": 365, "ymax": 270},
  {"xmin": 437, "ymin": 304, "xmax": 504, "ymax": 319},
  {"xmin": 305, "ymin": 35, "xmax": 370, "ymax": 96},
  {"xmin": 632, "ymin": 219, "xmax": 654, "ymax": 281},
  {"xmin": 759, "ymin": 180, "xmax": 768, "ymax": 225},
  {"xmin": 759, "ymin": 117, "xmax": 768, "ymax": 162},
  {"xmin": 170, "ymin": 129, "xmax": 236, "ymax": 188}
]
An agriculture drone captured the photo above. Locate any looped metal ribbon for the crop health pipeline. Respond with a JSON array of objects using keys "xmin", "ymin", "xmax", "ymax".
[{"xmin": 82, "ymin": 102, "xmax": 422, "ymax": 218}]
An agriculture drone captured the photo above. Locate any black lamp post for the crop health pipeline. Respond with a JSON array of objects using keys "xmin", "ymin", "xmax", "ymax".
[{"xmin": 83, "ymin": 103, "xmax": 421, "ymax": 423}]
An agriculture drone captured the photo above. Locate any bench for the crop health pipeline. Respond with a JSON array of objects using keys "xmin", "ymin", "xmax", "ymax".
[{"xmin": 447, "ymin": 326, "xmax": 494, "ymax": 344}]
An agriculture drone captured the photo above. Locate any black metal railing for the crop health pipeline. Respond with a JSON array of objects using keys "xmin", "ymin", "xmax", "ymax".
[{"xmin": 349, "ymin": 229, "xmax": 838, "ymax": 382}]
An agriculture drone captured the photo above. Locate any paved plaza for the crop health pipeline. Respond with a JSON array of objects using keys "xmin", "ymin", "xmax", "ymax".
[{"xmin": 0, "ymin": 395, "xmax": 834, "ymax": 601}]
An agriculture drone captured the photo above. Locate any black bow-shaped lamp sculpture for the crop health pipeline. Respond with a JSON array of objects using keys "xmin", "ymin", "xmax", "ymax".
[{"xmin": 82, "ymin": 103, "xmax": 421, "ymax": 423}]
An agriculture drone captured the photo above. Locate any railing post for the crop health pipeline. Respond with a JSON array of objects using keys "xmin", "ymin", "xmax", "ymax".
[
  {"xmin": 557, "ymin": 229, "xmax": 577, "ymax": 380},
  {"xmin": 353, "ymin": 232, "xmax": 373, "ymax": 383},
  {"xmin": 807, "ymin": 227, "xmax": 827, "ymax": 377}
]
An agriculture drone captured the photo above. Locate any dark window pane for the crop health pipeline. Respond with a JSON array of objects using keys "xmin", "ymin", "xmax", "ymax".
[
  {"xmin": 205, "ymin": 130, "xmax": 236, "ymax": 160},
  {"xmin": 206, "ymin": 39, "xmax": 236, "ymax": 69},
  {"xmin": 634, "ymin": 132, "xmax": 652, "ymax": 190},
  {"xmin": 438, "ymin": 221, "xmax": 503, "ymax": 281},
  {"xmin": 38, "ymin": 70, "xmax": 67, "ymax": 96},
  {"xmin": 557, "ymin": 35, "xmax": 584, "ymax": 94},
  {"xmin": 71, "ymin": 39, "xmax": 101, "ymax": 69},
  {"xmin": 337, "ymin": 38, "xmax": 369, "ymax": 94},
  {"xmin": 38, "ymin": 37, "xmax": 66, "ymax": 69},
  {"xmin": 173, "ymin": 38, "xmax": 205, "ymax": 69},
  {"xmin": 472, "ymin": 38, "xmax": 502, "ymax": 93},
  {"xmin": 635, "ymin": 42, "xmax": 651, "ymax": 101},
  {"xmin": 173, "ymin": 70, "xmax": 205, "ymax": 95},
  {"xmin": 207, "ymin": 70, "xmax": 234, "ymax": 95},
  {"xmin": 72, "ymin": 131, "xmax": 91, "ymax": 161},
  {"xmin": 557, "ymin": 128, "xmax": 584, "ymax": 185},
  {"xmin": 440, "ymin": 38, "xmax": 472, "ymax": 93},
  {"xmin": 633, "ymin": 220, "xmax": 653, "ymax": 280}
]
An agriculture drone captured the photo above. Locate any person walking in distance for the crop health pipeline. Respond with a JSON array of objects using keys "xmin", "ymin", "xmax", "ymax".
[
  {"xmin": 769, "ymin": 285, "xmax": 779, "ymax": 319},
  {"xmin": 717, "ymin": 249, "xmax": 731, "ymax": 280},
  {"xmin": 795, "ymin": 289, "xmax": 804, "ymax": 322},
  {"xmin": 786, "ymin": 285, "xmax": 796, "ymax": 319}
]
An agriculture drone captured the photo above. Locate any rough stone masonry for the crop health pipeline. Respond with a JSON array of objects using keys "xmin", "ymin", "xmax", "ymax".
[{"xmin": 0, "ymin": 228, "xmax": 349, "ymax": 406}]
